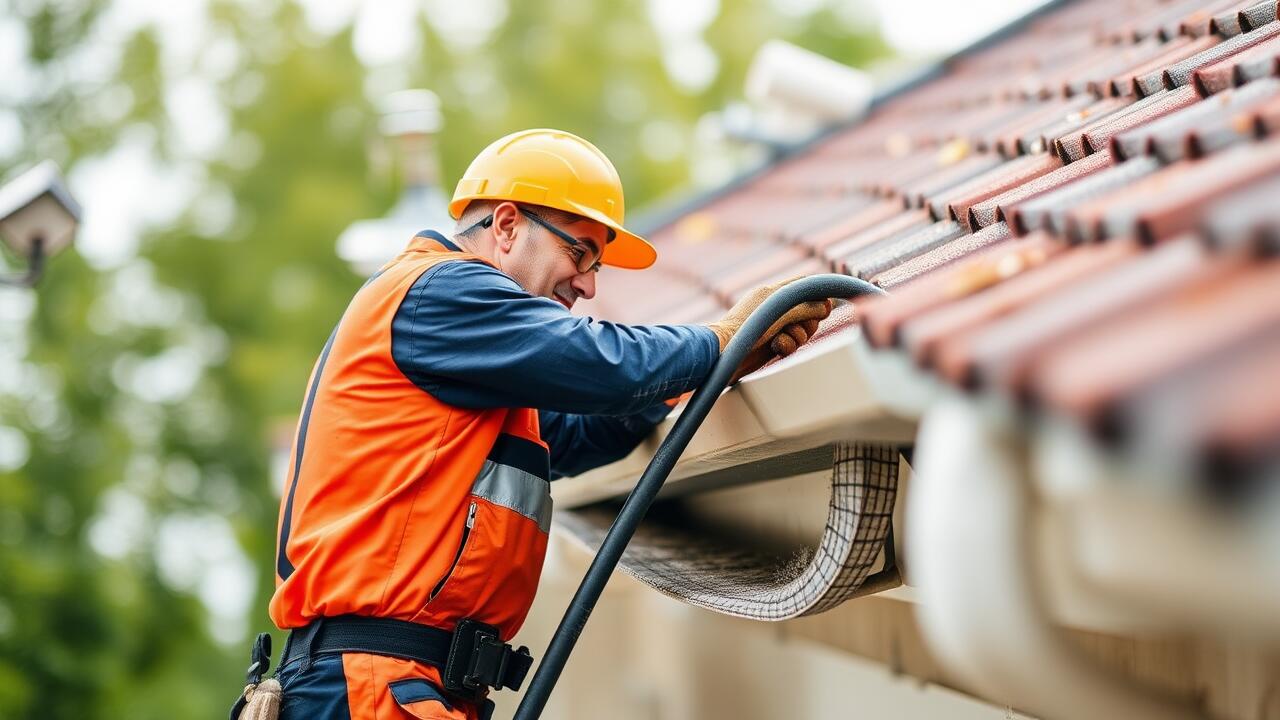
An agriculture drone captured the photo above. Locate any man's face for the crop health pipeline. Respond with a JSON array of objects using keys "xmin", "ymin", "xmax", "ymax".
[{"xmin": 496, "ymin": 207, "xmax": 608, "ymax": 310}]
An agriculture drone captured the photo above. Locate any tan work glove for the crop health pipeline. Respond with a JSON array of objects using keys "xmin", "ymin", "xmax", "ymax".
[{"xmin": 705, "ymin": 277, "xmax": 833, "ymax": 383}]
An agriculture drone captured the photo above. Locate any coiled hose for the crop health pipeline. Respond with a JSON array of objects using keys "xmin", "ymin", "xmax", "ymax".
[{"xmin": 513, "ymin": 274, "xmax": 887, "ymax": 719}]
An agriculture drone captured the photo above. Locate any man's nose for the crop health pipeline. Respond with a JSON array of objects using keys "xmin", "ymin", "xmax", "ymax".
[{"xmin": 572, "ymin": 271, "xmax": 596, "ymax": 300}]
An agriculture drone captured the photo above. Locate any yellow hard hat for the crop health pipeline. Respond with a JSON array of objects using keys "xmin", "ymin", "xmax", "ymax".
[{"xmin": 449, "ymin": 129, "xmax": 657, "ymax": 270}]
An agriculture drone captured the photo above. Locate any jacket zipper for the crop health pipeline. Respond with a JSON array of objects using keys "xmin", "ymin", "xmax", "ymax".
[{"xmin": 430, "ymin": 501, "xmax": 477, "ymax": 601}]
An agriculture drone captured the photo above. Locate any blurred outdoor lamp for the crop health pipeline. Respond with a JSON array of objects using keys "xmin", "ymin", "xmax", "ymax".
[
  {"xmin": 337, "ymin": 89, "xmax": 454, "ymax": 276},
  {"xmin": 0, "ymin": 160, "xmax": 81, "ymax": 287}
]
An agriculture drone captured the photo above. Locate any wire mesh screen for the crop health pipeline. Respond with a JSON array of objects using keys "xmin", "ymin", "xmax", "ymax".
[{"xmin": 553, "ymin": 442, "xmax": 900, "ymax": 620}]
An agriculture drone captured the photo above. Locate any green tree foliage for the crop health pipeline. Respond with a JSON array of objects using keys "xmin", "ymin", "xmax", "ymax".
[{"xmin": 0, "ymin": 1, "xmax": 890, "ymax": 717}]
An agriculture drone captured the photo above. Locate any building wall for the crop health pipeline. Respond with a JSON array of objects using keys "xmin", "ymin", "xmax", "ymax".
[{"xmin": 498, "ymin": 532, "xmax": 1035, "ymax": 720}]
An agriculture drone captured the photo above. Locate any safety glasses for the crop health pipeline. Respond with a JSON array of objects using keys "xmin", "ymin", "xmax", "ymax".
[
  {"xmin": 518, "ymin": 209, "xmax": 604, "ymax": 274},
  {"xmin": 471, "ymin": 208, "xmax": 611, "ymax": 274}
]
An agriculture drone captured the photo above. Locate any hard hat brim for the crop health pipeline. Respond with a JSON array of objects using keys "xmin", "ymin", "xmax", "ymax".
[{"xmin": 560, "ymin": 199, "xmax": 656, "ymax": 270}]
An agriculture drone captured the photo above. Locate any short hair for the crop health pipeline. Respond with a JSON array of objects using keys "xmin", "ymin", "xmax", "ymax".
[{"xmin": 455, "ymin": 200, "xmax": 586, "ymax": 238}]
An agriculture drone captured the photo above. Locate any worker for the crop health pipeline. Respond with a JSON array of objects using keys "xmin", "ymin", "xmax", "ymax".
[{"xmin": 237, "ymin": 129, "xmax": 831, "ymax": 720}]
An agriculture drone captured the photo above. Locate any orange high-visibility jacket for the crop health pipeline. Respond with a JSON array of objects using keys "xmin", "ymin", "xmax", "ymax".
[{"xmin": 271, "ymin": 238, "xmax": 552, "ymax": 639}]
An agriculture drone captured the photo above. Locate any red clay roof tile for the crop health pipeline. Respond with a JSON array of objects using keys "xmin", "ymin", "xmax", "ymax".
[
  {"xmin": 901, "ymin": 240, "xmax": 1141, "ymax": 370},
  {"xmin": 871, "ymin": 222, "xmax": 1015, "ymax": 290},
  {"xmin": 969, "ymin": 149, "xmax": 1115, "ymax": 230},
  {"xmin": 1027, "ymin": 258, "xmax": 1280, "ymax": 428},
  {"xmin": 957, "ymin": 236, "xmax": 1214, "ymax": 397}
]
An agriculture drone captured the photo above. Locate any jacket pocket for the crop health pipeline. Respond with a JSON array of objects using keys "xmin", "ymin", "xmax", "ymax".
[
  {"xmin": 414, "ymin": 494, "xmax": 550, "ymax": 634},
  {"xmin": 429, "ymin": 501, "xmax": 477, "ymax": 602},
  {"xmin": 387, "ymin": 678, "xmax": 466, "ymax": 720}
]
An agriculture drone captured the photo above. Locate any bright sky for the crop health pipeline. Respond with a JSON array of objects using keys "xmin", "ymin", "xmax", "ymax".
[
  {"xmin": 296, "ymin": 0, "xmax": 1055, "ymax": 63},
  {"xmin": 871, "ymin": 0, "xmax": 1053, "ymax": 55}
]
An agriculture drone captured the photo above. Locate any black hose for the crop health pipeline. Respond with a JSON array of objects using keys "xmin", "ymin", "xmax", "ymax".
[{"xmin": 512, "ymin": 274, "xmax": 887, "ymax": 719}]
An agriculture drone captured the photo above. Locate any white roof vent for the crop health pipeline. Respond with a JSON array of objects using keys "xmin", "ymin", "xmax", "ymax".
[{"xmin": 744, "ymin": 40, "xmax": 873, "ymax": 142}]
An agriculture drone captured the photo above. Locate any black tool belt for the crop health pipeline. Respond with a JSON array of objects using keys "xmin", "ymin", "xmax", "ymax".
[{"xmin": 282, "ymin": 615, "xmax": 533, "ymax": 703}]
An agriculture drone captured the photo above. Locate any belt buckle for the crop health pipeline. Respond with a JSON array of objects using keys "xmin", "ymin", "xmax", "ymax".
[
  {"xmin": 444, "ymin": 618, "xmax": 534, "ymax": 701},
  {"xmin": 443, "ymin": 618, "xmax": 502, "ymax": 701},
  {"xmin": 465, "ymin": 630, "xmax": 507, "ymax": 690}
]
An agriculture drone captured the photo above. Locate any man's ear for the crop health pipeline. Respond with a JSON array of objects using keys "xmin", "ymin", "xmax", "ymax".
[{"xmin": 491, "ymin": 202, "xmax": 521, "ymax": 252}]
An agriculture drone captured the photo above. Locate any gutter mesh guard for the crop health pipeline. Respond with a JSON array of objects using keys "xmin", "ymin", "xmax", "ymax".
[{"xmin": 554, "ymin": 442, "xmax": 899, "ymax": 621}]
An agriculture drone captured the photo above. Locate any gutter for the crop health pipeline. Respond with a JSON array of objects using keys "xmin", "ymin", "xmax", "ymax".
[{"xmin": 553, "ymin": 305, "xmax": 928, "ymax": 510}]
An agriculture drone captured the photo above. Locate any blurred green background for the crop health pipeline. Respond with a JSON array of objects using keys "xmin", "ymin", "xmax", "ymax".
[{"xmin": 0, "ymin": 0, "xmax": 895, "ymax": 717}]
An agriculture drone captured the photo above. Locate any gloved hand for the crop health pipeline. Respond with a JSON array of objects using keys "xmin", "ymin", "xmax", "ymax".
[{"xmin": 705, "ymin": 277, "xmax": 833, "ymax": 383}]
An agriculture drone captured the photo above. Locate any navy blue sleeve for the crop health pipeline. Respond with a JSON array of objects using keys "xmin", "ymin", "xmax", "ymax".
[
  {"xmin": 391, "ymin": 259, "xmax": 720, "ymax": 416},
  {"xmin": 539, "ymin": 402, "xmax": 673, "ymax": 479}
]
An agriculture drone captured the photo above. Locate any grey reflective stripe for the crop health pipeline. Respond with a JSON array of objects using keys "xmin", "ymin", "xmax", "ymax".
[{"xmin": 472, "ymin": 460, "xmax": 552, "ymax": 533}]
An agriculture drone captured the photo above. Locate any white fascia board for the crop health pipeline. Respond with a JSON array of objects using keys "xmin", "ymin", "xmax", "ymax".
[{"xmin": 553, "ymin": 327, "xmax": 940, "ymax": 509}]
